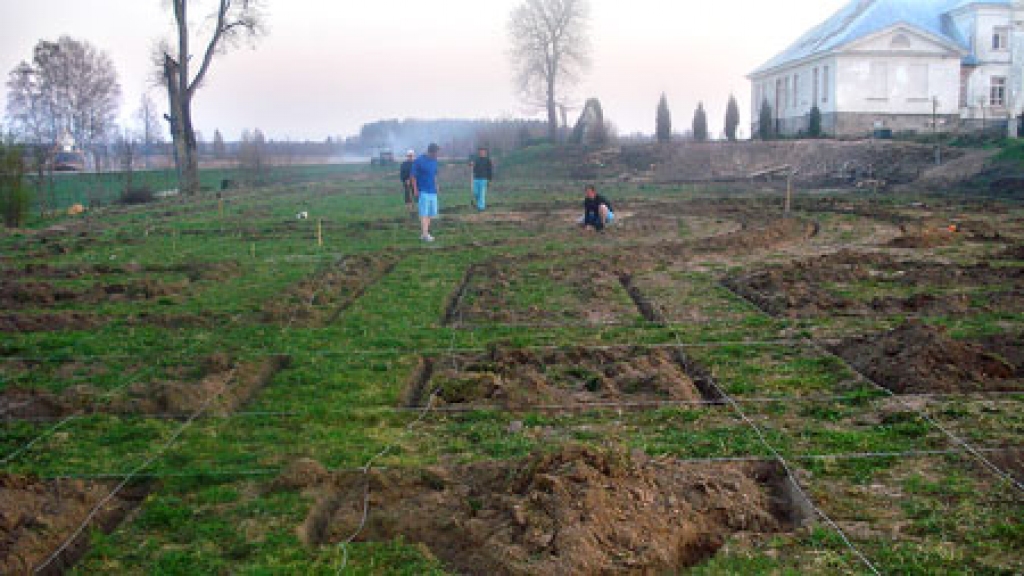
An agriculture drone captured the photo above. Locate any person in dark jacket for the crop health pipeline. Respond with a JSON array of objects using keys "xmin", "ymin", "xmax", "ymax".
[
  {"xmin": 470, "ymin": 147, "xmax": 494, "ymax": 211},
  {"xmin": 581, "ymin": 184, "xmax": 615, "ymax": 231},
  {"xmin": 400, "ymin": 150, "xmax": 416, "ymax": 214}
]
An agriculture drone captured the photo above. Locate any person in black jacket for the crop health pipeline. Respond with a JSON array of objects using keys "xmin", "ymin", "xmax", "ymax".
[
  {"xmin": 470, "ymin": 147, "xmax": 494, "ymax": 211},
  {"xmin": 581, "ymin": 184, "xmax": 615, "ymax": 231},
  {"xmin": 400, "ymin": 150, "xmax": 416, "ymax": 214}
]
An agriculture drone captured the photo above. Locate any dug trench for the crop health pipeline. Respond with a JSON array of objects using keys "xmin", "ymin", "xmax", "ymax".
[
  {"xmin": 723, "ymin": 250, "xmax": 1024, "ymax": 319},
  {"xmin": 293, "ymin": 444, "xmax": 813, "ymax": 576},
  {"xmin": 0, "ymin": 474, "xmax": 151, "ymax": 576},
  {"xmin": 260, "ymin": 253, "xmax": 399, "ymax": 326},
  {"xmin": 0, "ymin": 354, "xmax": 292, "ymax": 575},
  {"xmin": 401, "ymin": 345, "xmax": 723, "ymax": 411},
  {"xmin": 828, "ymin": 321, "xmax": 1024, "ymax": 395},
  {"xmin": 0, "ymin": 354, "xmax": 291, "ymax": 420}
]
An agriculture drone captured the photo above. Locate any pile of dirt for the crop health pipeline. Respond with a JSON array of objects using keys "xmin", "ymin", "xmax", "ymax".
[
  {"xmin": 974, "ymin": 332, "xmax": 1024, "ymax": 378},
  {"xmin": 0, "ymin": 278, "xmax": 188, "ymax": 308},
  {"xmin": 725, "ymin": 251, "xmax": 1024, "ymax": 317},
  {"xmin": 690, "ymin": 218, "xmax": 818, "ymax": 254},
  {"xmin": 0, "ymin": 473, "xmax": 149, "ymax": 574},
  {"xmin": 829, "ymin": 321, "xmax": 1020, "ymax": 394},
  {"xmin": 302, "ymin": 445, "xmax": 803, "ymax": 575},
  {"xmin": 262, "ymin": 255, "xmax": 396, "ymax": 325},
  {"xmin": 0, "ymin": 355, "xmax": 290, "ymax": 419},
  {"xmin": 642, "ymin": 140, "xmax": 956, "ymax": 186},
  {"xmin": 145, "ymin": 259, "xmax": 243, "ymax": 283},
  {"xmin": 997, "ymin": 243, "xmax": 1024, "ymax": 261},
  {"xmin": 121, "ymin": 354, "xmax": 290, "ymax": 416},
  {"xmin": 411, "ymin": 347, "xmax": 705, "ymax": 410},
  {"xmin": 985, "ymin": 448, "xmax": 1024, "ymax": 484},
  {"xmin": 0, "ymin": 312, "xmax": 101, "ymax": 333}
]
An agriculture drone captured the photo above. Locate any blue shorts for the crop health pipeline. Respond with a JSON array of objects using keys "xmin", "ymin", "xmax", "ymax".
[{"xmin": 418, "ymin": 193, "xmax": 438, "ymax": 217}]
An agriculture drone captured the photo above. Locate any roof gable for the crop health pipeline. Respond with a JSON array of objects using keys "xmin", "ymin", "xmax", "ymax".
[{"xmin": 749, "ymin": 0, "xmax": 1008, "ymax": 77}]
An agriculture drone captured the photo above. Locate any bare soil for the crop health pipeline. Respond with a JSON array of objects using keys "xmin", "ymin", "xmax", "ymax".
[
  {"xmin": 0, "ymin": 354, "xmax": 290, "ymax": 419},
  {"xmin": 0, "ymin": 474, "xmax": 149, "ymax": 575},
  {"xmin": 829, "ymin": 321, "xmax": 1022, "ymax": 394},
  {"xmin": 453, "ymin": 260, "xmax": 639, "ymax": 326},
  {"xmin": 406, "ymin": 347, "xmax": 706, "ymax": 410},
  {"xmin": 0, "ymin": 278, "xmax": 189, "ymax": 309},
  {"xmin": 301, "ymin": 445, "xmax": 805, "ymax": 575},
  {"xmin": 725, "ymin": 250, "xmax": 1024, "ymax": 318},
  {"xmin": 261, "ymin": 254, "xmax": 397, "ymax": 325},
  {"xmin": 0, "ymin": 312, "xmax": 102, "ymax": 333}
]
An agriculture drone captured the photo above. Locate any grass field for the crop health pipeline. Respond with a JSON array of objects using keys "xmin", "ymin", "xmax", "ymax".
[{"xmin": 1, "ymin": 156, "xmax": 1022, "ymax": 574}]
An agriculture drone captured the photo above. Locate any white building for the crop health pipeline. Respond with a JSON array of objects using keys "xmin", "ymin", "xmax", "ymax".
[{"xmin": 749, "ymin": 0, "xmax": 1024, "ymax": 137}]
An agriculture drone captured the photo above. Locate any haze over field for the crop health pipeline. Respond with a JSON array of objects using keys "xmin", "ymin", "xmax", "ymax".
[{"xmin": 1, "ymin": 0, "xmax": 847, "ymax": 141}]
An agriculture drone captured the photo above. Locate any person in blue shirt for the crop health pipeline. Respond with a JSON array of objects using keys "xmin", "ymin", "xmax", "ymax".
[{"xmin": 410, "ymin": 143, "xmax": 441, "ymax": 242}]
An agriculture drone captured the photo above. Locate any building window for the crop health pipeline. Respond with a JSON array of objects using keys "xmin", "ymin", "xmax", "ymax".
[
  {"xmin": 991, "ymin": 76, "xmax": 1006, "ymax": 106},
  {"xmin": 823, "ymin": 66, "xmax": 829, "ymax": 103},
  {"xmin": 993, "ymin": 27, "xmax": 1009, "ymax": 51},
  {"xmin": 813, "ymin": 68, "xmax": 819, "ymax": 104},
  {"xmin": 891, "ymin": 34, "xmax": 911, "ymax": 49},
  {"xmin": 793, "ymin": 74, "xmax": 799, "ymax": 107},
  {"xmin": 869, "ymin": 62, "xmax": 888, "ymax": 99}
]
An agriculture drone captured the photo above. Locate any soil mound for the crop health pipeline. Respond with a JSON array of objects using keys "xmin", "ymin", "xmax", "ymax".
[
  {"xmin": 0, "ymin": 473, "xmax": 148, "ymax": 575},
  {"xmin": 0, "ymin": 312, "xmax": 101, "ymax": 333},
  {"xmin": 694, "ymin": 218, "xmax": 817, "ymax": 254},
  {"xmin": 125, "ymin": 354, "xmax": 290, "ymax": 416},
  {"xmin": 262, "ymin": 255, "xmax": 396, "ymax": 325},
  {"xmin": 0, "ymin": 279, "xmax": 187, "ymax": 308},
  {"xmin": 454, "ymin": 261, "xmax": 638, "ymax": 326},
  {"xmin": 307, "ymin": 445, "xmax": 801, "ymax": 575},
  {"xmin": 1, "ymin": 355, "xmax": 290, "ymax": 419},
  {"xmin": 830, "ymin": 322, "xmax": 1019, "ymax": 394},
  {"xmin": 414, "ymin": 347, "xmax": 704, "ymax": 409},
  {"xmin": 725, "ymin": 251, "xmax": 1024, "ymax": 318}
]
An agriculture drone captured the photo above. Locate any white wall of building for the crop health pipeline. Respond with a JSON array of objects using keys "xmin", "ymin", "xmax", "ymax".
[{"xmin": 835, "ymin": 56, "xmax": 961, "ymax": 114}]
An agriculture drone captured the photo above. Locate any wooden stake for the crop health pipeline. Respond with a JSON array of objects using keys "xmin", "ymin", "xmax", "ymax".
[
  {"xmin": 317, "ymin": 218, "xmax": 323, "ymax": 248},
  {"xmin": 785, "ymin": 172, "xmax": 793, "ymax": 214},
  {"xmin": 251, "ymin": 242, "xmax": 256, "ymax": 259}
]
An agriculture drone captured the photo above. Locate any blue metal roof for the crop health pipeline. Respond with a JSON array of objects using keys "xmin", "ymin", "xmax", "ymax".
[{"xmin": 750, "ymin": 0, "xmax": 1011, "ymax": 76}]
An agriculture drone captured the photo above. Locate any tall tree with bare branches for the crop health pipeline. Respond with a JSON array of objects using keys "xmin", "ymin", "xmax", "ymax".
[
  {"xmin": 161, "ymin": 0, "xmax": 264, "ymax": 195},
  {"xmin": 508, "ymin": 0, "xmax": 591, "ymax": 142},
  {"xmin": 6, "ymin": 37, "xmax": 121, "ymax": 154}
]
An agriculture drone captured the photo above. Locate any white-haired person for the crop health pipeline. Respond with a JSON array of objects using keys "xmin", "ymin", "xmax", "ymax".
[{"xmin": 399, "ymin": 149, "xmax": 416, "ymax": 215}]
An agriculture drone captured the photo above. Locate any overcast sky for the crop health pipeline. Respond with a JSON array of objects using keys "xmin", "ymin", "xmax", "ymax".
[{"xmin": 0, "ymin": 0, "xmax": 848, "ymax": 142}]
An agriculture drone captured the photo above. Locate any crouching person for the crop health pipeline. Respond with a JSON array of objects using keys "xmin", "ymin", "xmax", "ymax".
[{"xmin": 581, "ymin": 184, "xmax": 615, "ymax": 231}]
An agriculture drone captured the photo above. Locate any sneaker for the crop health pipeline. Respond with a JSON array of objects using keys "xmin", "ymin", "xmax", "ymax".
[{"xmin": 421, "ymin": 234, "xmax": 435, "ymax": 243}]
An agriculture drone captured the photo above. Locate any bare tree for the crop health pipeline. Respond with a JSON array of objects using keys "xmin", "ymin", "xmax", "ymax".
[
  {"xmin": 136, "ymin": 93, "xmax": 164, "ymax": 168},
  {"xmin": 238, "ymin": 128, "xmax": 267, "ymax": 183},
  {"xmin": 161, "ymin": 0, "xmax": 264, "ymax": 195},
  {"xmin": 115, "ymin": 129, "xmax": 140, "ymax": 196},
  {"xmin": 212, "ymin": 129, "xmax": 227, "ymax": 160},
  {"xmin": 508, "ymin": 0, "xmax": 591, "ymax": 142},
  {"xmin": 5, "ymin": 36, "xmax": 121, "ymax": 157}
]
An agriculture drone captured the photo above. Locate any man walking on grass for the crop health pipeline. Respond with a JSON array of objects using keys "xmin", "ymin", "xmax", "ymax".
[
  {"xmin": 410, "ymin": 143, "xmax": 441, "ymax": 242},
  {"xmin": 399, "ymin": 149, "xmax": 416, "ymax": 215},
  {"xmin": 471, "ymin": 146, "xmax": 493, "ymax": 211}
]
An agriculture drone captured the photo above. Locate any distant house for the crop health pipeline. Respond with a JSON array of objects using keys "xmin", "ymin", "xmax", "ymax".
[{"xmin": 749, "ymin": 0, "xmax": 1024, "ymax": 137}]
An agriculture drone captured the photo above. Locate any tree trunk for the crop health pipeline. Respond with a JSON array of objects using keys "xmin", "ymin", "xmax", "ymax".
[
  {"xmin": 181, "ymin": 99, "xmax": 200, "ymax": 195},
  {"xmin": 163, "ymin": 55, "xmax": 188, "ymax": 194},
  {"xmin": 547, "ymin": 90, "xmax": 558, "ymax": 143}
]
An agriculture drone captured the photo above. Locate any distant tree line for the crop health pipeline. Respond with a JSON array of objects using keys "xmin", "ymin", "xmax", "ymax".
[{"xmin": 350, "ymin": 118, "xmax": 548, "ymax": 158}]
